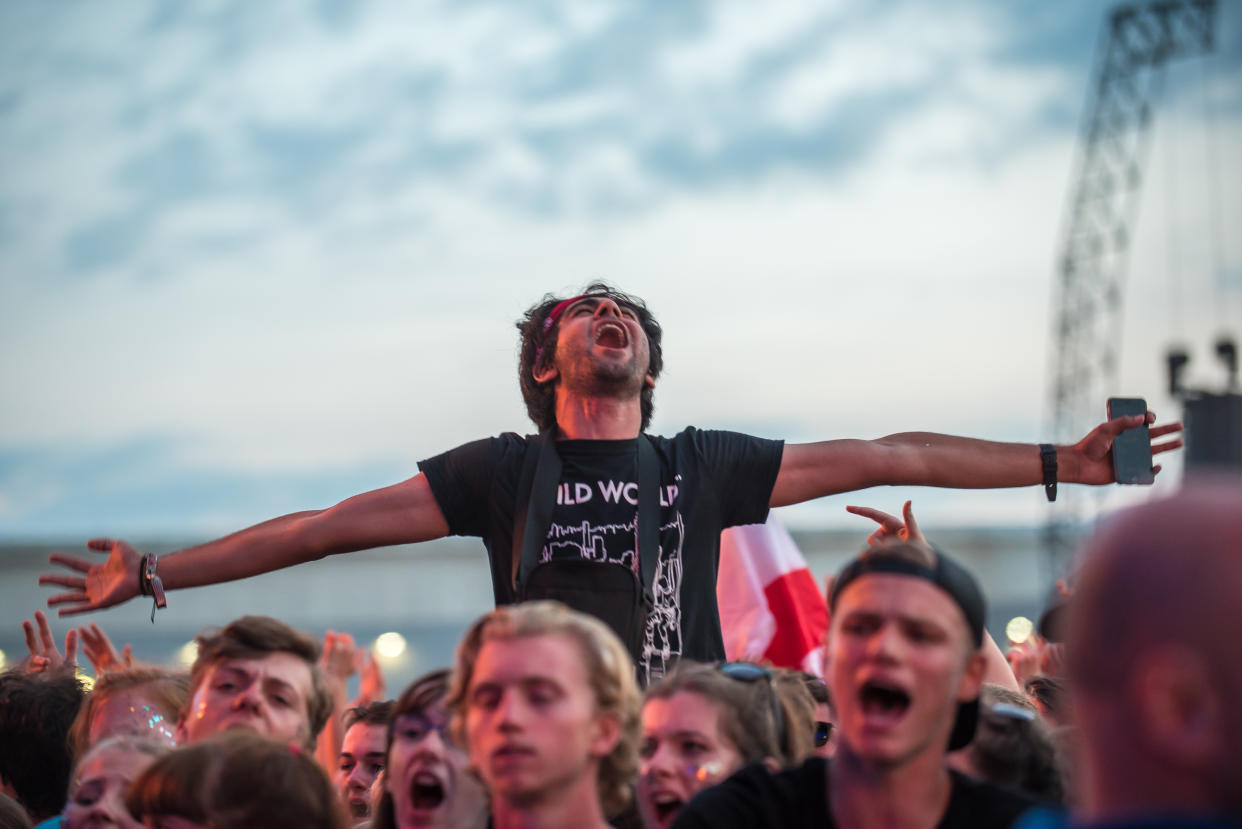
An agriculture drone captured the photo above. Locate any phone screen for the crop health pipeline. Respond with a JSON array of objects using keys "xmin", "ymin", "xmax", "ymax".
[{"xmin": 1107, "ymin": 397, "xmax": 1155, "ymax": 485}]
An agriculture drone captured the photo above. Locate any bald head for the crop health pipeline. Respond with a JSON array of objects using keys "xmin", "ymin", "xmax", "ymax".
[
  {"xmin": 1071, "ymin": 480, "xmax": 1242, "ymax": 687},
  {"xmin": 1068, "ymin": 478, "xmax": 1242, "ymax": 818}
]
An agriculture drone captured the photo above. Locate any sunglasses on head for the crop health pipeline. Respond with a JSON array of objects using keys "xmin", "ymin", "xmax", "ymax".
[
  {"xmin": 813, "ymin": 720, "xmax": 834, "ymax": 748},
  {"xmin": 717, "ymin": 662, "xmax": 785, "ymax": 750},
  {"xmin": 987, "ymin": 703, "xmax": 1037, "ymax": 722}
]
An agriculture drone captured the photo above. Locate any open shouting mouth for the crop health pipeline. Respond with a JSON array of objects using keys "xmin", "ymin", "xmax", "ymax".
[
  {"xmin": 410, "ymin": 770, "xmax": 446, "ymax": 811},
  {"xmin": 594, "ymin": 320, "xmax": 629, "ymax": 349},
  {"xmin": 859, "ymin": 679, "xmax": 911, "ymax": 726},
  {"xmin": 649, "ymin": 791, "xmax": 684, "ymax": 826}
]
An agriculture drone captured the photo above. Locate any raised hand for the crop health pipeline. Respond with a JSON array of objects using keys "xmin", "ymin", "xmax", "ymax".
[
  {"xmin": 1040, "ymin": 641, "xmax": 1066, "ymax": 678},
  {"xmin": 39, "ymin": 538, "xmax": 143, "ymax": 617},
  {"xmin": 1006, "ymin": 634, "xmax": 1066, "ymax": 683},
  {"xmin": 320, "ymin": 630, "xmax": 360, "ymax": 686},
  {"xmin": 355, "ymin": 650, "xmax": 386, "ymax": 706},
  {"xmin": 78, "ymin": 622, "xmax": 135, "ymax": 675},
  {"xmin": 1067, "ymin": 411, "xmax": 1183, "ymax": 484},
  {"xmin": 21, "ymin": 610, "xmax": 79, "ymax": 675},
  {"xmin": 845, "ymin": 500, "xmax": 926, "ymax": 547}
]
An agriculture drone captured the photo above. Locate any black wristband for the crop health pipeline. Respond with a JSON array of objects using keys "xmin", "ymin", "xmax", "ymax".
[
  {"xmin": 1040, "ymin": 444, "xmax": 1058, "ymax": 502},
  {"xmin": 138, "ymin": 553, "xmax": 167, "ymax": 622}
]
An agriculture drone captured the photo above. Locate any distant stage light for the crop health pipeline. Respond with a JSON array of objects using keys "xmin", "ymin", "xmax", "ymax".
[
  {"xmin": 177, "ymin": 641, "xmax": 199, "ymax": 667},
  {"xmin": 1006, "ymin": 616, "xmax": 1034, "ymax": 644},
  {"xmin": 375, "ymin": 632, "xmax": 407, "ymax": 660},
  {"xmin": 0, "ymin": 648, "xmax": 6, "ymax": 671}
]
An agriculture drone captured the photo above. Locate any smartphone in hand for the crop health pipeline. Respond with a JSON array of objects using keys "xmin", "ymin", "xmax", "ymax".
[{"xmin": 1107, "ymin": 397, "xmax": 1155, "ymax": 485}]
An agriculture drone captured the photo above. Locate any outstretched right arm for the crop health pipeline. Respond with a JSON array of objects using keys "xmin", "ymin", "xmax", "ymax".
[{"xmin": 39, "ymin": 473, "xmax": 450, "ymax": 616}]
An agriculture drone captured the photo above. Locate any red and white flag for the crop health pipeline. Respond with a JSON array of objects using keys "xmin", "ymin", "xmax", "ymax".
[{"xmin": 718, "ymin": 514, "xmax": 828, "ymax": 676}]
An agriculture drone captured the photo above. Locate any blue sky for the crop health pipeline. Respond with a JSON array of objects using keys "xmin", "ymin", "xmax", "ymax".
[{"xmin": 2, "ymin": 0, "xmax": 1239, "ymax": 539}]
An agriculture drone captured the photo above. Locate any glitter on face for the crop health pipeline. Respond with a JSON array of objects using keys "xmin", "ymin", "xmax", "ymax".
[
  {"xmin": 88, "ymin": 691, "xmax": 178, "ymax": 747},
  {"xmin": 691, "ymin": 762, "xmax": 723, "ymax": 783}
]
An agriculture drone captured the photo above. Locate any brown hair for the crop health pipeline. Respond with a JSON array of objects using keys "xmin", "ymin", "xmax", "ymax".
[
  {"xmin": 369, "ymin": 670, "xmax": 454, "ymax": 829},
  {"xmin": 67, "ymin": 668, "xmax": 189, "ymax": 764},
  {"xmin": 188, "ymin": 615, "xmax": 334, "ymax": 751},
  {"xmin": 962, "ymin": 684, "xmax": 1065, "ymax": 803},
  {"xmin": 771, "ymin": 667, "xmax": 816, "ymax": 763},
  {"xmin": 126, "ymin": 731, "xmax": 347, "ymax": 829},
  {"xmin": 343, "ymin": 699, "xmax": 396, "ymax": 731},
  {"xmin": 447, "ymin": 602, "xmax": 641, "ymax": 817},
  {"xmin": 644, "ymin": 662, "xmax": 814, "ymax": 768}
]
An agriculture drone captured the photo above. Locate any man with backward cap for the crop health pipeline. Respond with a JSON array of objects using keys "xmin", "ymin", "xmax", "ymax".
[{"xmin": 673, "ymin": 507, "xmax": 1037, "ymax": 829}]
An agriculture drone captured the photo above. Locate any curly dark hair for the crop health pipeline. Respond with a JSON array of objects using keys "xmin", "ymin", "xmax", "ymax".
[
  {"xmin": 516, "ymin": 282, "xmax": 664, "ymax": 433},
  {"xmin": 0, "ymin": 670, "xmax": 86, "ymax": 821}
]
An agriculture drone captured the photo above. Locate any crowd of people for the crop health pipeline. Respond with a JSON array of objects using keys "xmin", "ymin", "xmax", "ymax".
[
  {"xmin": 4, "ymin": 284, "xmax": 1223, "ymax": 828},
  {"xmin": 2, "ymin": 481, "xmax": 1239, "ymax": 828}
]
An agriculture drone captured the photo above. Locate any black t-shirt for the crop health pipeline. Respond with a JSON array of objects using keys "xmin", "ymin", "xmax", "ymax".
[
  {"xmin": 418, "ymin": 427, "xmax": 784, "ymax": 682},
  {"xmin": 671, "ymin": 758, "xmax": 1038, "ymax": 829}
]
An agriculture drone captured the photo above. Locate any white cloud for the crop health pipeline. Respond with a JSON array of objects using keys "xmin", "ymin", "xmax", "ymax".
[
  {"xmin": 659, "ymin": 0, "xmax": 846, "ymax": 88},
  {"xmin": 763, "ymin": 4, "xmax": 1001, "ymax": 130},
  {"xmin": 1, "ymin": 0, "xmax": 1236, "ymax": 535},
  {"xmin": 521, "ymin": 91, "xmax": 629, "ymax": 130}
]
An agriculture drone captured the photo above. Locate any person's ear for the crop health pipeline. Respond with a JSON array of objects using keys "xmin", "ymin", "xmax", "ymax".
[
  {"xmin": 588, "ymin": 711, "xmax": 622, "ymax": 759},
  {"xmin": 643, "ymin": 372, "xmax": 655, "ymax": 389},
  {"xmin": 533, "ymin": 362, "xmax": 559, "ymax": 385},
  {"xmin": 1135, "ymin": 646, "xmax": 1220, "ymax": 767},
  {"xmin": 956, "ymin": 649, "xmax": 987, "ymax": 702}
]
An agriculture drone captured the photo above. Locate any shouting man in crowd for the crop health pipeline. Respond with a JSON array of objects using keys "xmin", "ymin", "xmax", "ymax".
[{"xmin": 674, "ymin": 541, "xmax": 1037, "ymax": 828}]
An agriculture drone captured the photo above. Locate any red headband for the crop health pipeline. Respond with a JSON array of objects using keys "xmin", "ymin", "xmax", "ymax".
[
  {"xmin": 541, "ymin": 294, "xmax": 588, "ymax": 338},
  {"xmin": 534, "ymin": 293, "xmax": 628, "ymax": 367}
]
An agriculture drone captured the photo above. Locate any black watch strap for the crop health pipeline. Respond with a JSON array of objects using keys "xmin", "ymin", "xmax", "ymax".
[{"xmin": 1040, "ymin": 443, "xmax": 1058, "ymax": 502}]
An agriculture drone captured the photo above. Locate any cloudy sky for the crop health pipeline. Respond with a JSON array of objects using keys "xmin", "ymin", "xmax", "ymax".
[{"xmin": 2, "ymin": 0, "xmax": 1239, "ymax": 540}]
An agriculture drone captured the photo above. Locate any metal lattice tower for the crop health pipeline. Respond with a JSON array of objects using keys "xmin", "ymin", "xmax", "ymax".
[{"xmin": 1045, "ymin": 0, "xmax": 1217, "ymax": 576}]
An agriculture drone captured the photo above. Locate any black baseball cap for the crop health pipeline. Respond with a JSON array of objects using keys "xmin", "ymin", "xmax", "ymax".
[{"xmin": 829, "ymin": 544, "xmax": 987, "ymax": 751}]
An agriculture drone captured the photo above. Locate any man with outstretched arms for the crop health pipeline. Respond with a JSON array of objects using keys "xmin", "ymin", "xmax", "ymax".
[{"xmin": 39, "ymin": 284, "xmax": 1183, "ymax": 682}]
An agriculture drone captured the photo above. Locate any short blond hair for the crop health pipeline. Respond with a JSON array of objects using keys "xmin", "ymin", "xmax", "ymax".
[
  {"xmin": 447, "ymin": 602, "xmax": 641, "ymax": 816},
  {"xmin": 67, "ymin": 668, "xmax": 190, "ymax": 765}
]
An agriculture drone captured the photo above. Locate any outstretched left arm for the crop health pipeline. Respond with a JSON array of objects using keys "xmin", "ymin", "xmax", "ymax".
[{"xmin": 770, "ymin": 412, "xmax": 1183, "ymax": 508}]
